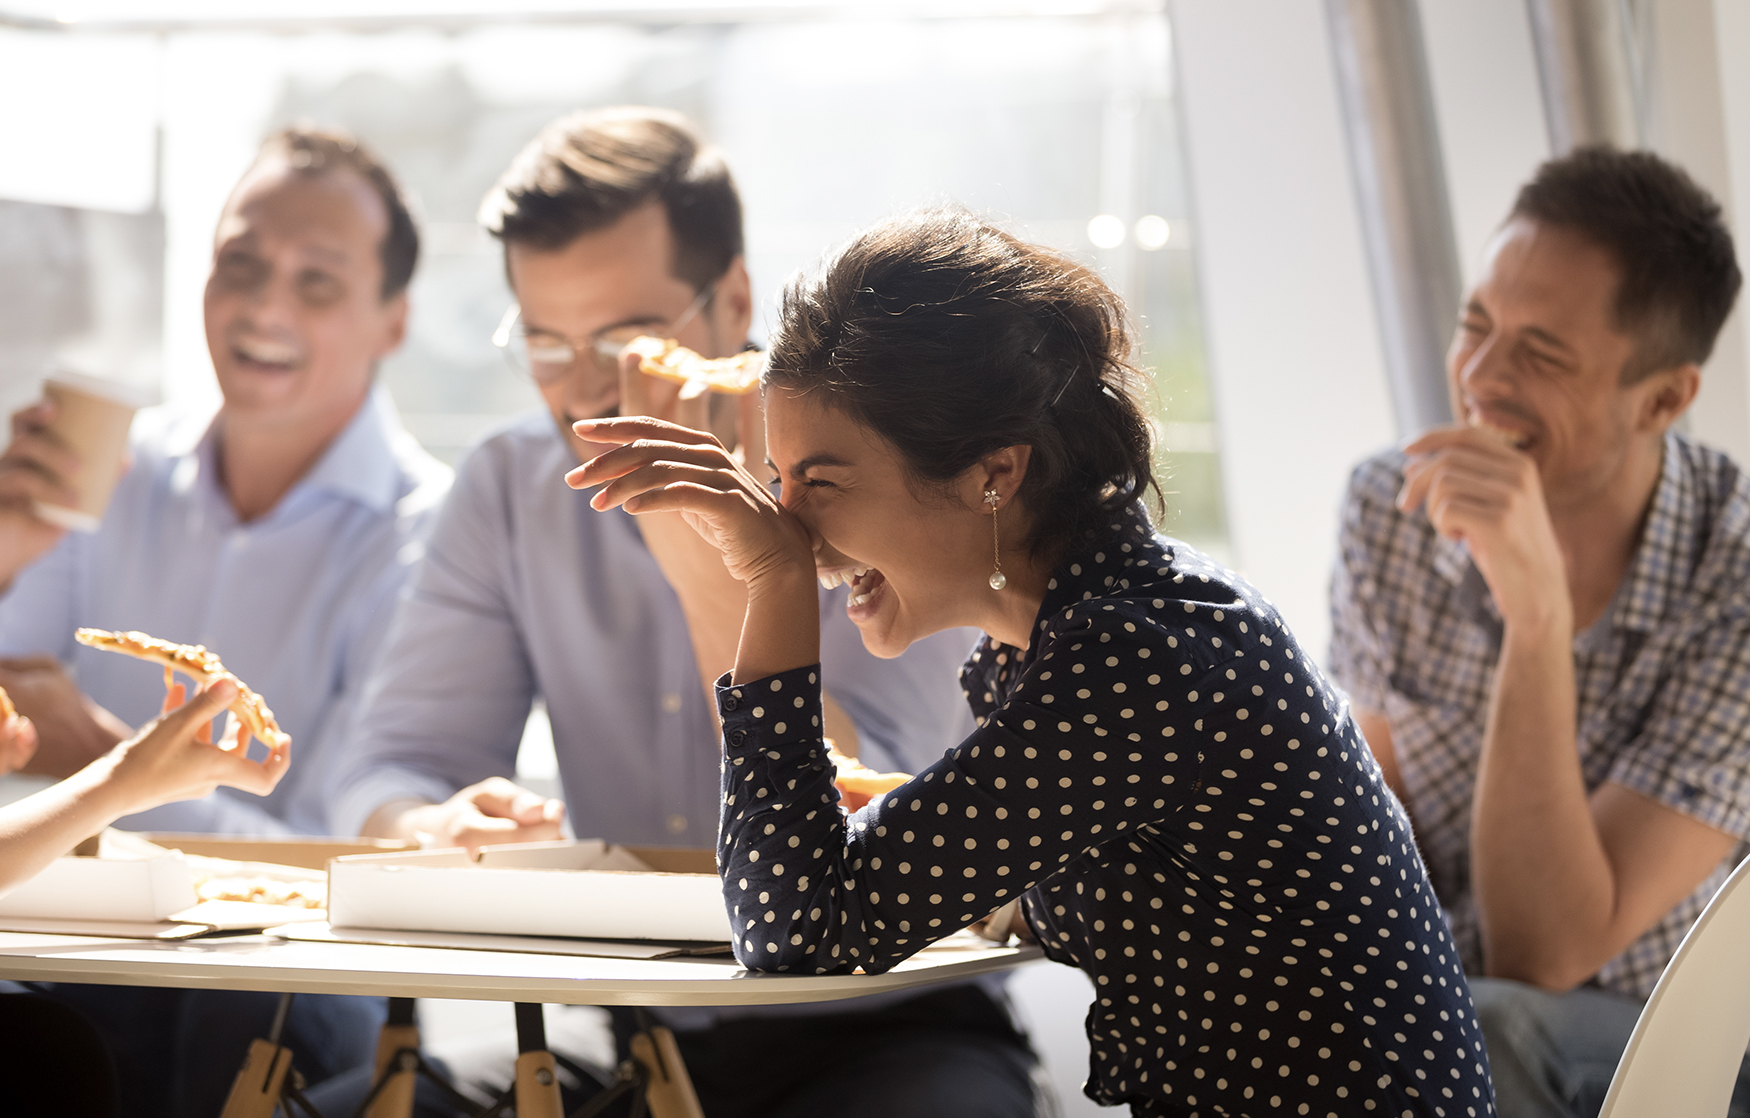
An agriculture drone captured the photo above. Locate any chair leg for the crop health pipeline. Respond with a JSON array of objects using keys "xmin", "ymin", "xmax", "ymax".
[
  {"xmin": 364, "ymin": 997, "xmax": 419, "ymax": 1118},
  {"xmin": 219, "ymin": 993, "xmax": 297, "ymax": 1118},
  {"xmin": 629, "ymin": 1025, "xmax": 704, "ymax": 1118},
  {"xmin": 513, "ymin": 1003, "xmax": 563, "ymax": 1118}
]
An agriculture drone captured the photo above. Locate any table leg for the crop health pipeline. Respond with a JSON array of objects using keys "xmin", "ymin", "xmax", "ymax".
[
  {"xmin": 364, "ymin": 997, "xmax": 419, "ymax": 1118},
  {"xmin": 219, "ymin": 992, "xmax": 295, "ymax": 1118},
  {"xmin": 513, "ymin": 1002, "xmax": 563, "ymax": 1118}
]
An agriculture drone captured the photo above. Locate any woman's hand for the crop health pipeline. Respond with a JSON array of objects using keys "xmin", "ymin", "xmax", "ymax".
[
  {"xmin": 0, "ymin": 710, "xmax": 36, "ymax": 776},
  {"xmin": 566, "ymin": 416, "xmax": 822, "ymax": 683},
  {"xmin": 565, "ymin": 416, "xmax": 814, "ymax": 587},
  {"xmin": 95, "ymin": 677, "xmax": 289, "ymax": 817}
]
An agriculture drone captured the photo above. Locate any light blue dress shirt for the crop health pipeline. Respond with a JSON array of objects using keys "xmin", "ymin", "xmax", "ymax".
[
  {"xmin": 0, "ymin": 387, "xmax": 452, "ymax": 835},
  {"xmin": 331, "ymin": 408, "xmax": 979, "ymax": 847}
]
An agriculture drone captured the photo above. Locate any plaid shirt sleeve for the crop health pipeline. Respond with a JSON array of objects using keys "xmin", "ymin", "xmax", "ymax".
[
  {"xmin": 1328, "ymin": 458, "xmax": 1397, "ymax": 715},
  {"xmin": 1607, "ymin": 596, "xmax": 1750, "ymax": 840}
]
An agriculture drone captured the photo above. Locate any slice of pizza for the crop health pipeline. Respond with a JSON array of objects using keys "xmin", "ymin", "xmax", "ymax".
[
  {"xmin": 625, "ymin": 336, "xmax": 763, "ymax": 396},
  {"xmin": 827, "ymin": 743, "xmax": 911, "ymax": 811},
  {"xmin": 73, "ymin": 629, "xmax": 290, "ymax": 754}
]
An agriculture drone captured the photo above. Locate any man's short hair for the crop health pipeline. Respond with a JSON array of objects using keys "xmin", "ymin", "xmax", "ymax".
[
  {"xmin": 254, "ymin": 125, "xmax": 420, "ymax": 301},
  {"xmin": 478, "ymin": 106, "xmax": 743, "ymax": 292},
  {"xmin": 1510, "ymin": 146, "xmax": 1741, "ymax": 382}
]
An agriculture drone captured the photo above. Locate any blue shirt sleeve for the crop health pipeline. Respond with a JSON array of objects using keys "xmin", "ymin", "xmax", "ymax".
[
  {"xmin": 328, "ymin": 443, "xmax": 537, "ymax": 837},
  {"xmin": 0, "ymin": 530, "xmax": 84, "ymax": 661}
]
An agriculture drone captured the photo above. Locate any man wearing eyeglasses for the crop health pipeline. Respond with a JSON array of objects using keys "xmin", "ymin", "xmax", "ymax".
[{"xmin": 325, "ymin": 107, "xmax": 1043, "ymax": 1118}]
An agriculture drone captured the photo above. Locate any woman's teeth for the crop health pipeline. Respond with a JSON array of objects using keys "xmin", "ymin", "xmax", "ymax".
[
  {"xmin": 847, "ymin": 586, "xmax": 877, "ymax": 609},
  {"xmin": 818, "ymin": 566, "xmax": 869, "ymax": 591}
]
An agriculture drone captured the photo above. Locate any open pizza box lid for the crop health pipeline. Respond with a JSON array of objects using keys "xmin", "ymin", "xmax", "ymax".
[
  {"xmin": 326, "ymin": 838, "xmax": 731, "ymax": 944},
  {"xmin": 0, "ymin": 831, "xmax": 410, "ymax": 938}
]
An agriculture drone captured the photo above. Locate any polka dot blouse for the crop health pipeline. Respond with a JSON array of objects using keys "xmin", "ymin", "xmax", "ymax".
[{"xmin": 716, "ymin": 507, "xmax": 1495, "ymax": 1117}]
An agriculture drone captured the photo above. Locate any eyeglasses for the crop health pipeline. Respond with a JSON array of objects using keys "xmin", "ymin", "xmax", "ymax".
[{"xmin": 492, "ymin": 283, "xmax": 717, "ymax": 387}]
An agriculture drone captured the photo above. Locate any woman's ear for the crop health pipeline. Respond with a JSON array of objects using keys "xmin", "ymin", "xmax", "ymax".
[{"xmin": 977, "ymin": 445, "xmax": 1034, "ymax": 508}]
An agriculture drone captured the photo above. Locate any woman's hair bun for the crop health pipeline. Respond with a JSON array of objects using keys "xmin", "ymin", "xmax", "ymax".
[{"xmin": 767, "ymin": 207, "xmax": 1160, "ymax": 559}]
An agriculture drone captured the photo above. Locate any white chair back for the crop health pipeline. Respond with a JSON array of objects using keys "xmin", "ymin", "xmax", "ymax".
[{"xmin": 1599, "ymin": 852, "xmax": 1750, "ymax": 1118}]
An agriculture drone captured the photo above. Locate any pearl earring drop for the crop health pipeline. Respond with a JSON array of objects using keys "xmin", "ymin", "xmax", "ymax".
[{"xmin": 985, "ymin": 488, "xmax": 1007, "ymax": 590}]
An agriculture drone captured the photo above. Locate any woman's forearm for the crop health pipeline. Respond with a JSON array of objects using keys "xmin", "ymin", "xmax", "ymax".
[
  {"xmin": 0, "ymin": 758, "xmax": 132, "ymax": 895},
  {"xmin": 733, "ymin": 569, "xmax": 822, "ymax": 685}
]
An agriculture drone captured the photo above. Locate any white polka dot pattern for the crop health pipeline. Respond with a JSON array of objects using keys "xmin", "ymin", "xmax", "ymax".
[{"xmin": 716, "ymin": 508, "xmax": 1495, "ymax": 1117}]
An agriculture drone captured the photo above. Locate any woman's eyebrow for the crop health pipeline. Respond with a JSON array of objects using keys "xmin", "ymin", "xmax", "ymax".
[{"xmin": 789, "ymin": 452, "xmax": 854, "ymax": 474}]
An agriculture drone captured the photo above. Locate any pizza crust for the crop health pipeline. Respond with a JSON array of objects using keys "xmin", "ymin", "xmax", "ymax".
[
  {"xmin": 827, "ymin": 744, "xmax": 912, "ymax": 797},
  {"xmin": 626, "ymin": 336, "xmax": 763, "ymax": 396},
  {"xmin": 73, "ymin": 629, "xmax": 290, "ymax": 753},
  {"xmin": 0, "ymin": 684, "xmax": 15, "ymax": 723}
]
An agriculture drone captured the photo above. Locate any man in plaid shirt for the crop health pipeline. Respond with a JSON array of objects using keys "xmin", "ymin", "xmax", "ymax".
[{"xmin": 1330, "ymin": 147, "xmax": 1748, "ymax": 1118}]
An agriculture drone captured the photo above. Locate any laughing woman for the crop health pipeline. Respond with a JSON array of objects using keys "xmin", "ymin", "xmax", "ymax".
[{"xmin": 571, "ymin": 210, "xmax": 1494, "ymax": 1118}]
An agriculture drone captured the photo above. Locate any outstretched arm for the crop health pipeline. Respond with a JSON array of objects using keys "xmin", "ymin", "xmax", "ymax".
[{"xmin": 0, "ymin": 678, "xmax": 286, "ymax": 895}]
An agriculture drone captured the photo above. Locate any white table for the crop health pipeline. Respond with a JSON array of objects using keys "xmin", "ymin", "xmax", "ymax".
[{"xmin": 0, "ymin": 929, "xmax": 1041, "ymax": 1006}]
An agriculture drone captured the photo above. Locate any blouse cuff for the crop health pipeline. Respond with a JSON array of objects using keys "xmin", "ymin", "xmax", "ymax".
[{"xmin": 715, "ymin": 664, "xmax": 826, "ymax": 758}]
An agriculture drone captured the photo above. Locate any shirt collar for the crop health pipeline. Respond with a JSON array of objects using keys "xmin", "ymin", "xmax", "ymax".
[
  {"xmin": 293, "ymin": 386, "xmax": 406, "ymax": 514},
  {"xmin": 1611, "ymin": 431, "xmax": 1692, "ymax": 633},
  {"xmin": 184, "ymin": 385, "xmax": 406, "ymax": 517}
]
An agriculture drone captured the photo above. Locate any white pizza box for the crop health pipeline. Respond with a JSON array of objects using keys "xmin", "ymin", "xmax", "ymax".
[
  {"xmin": 326, "ymin": 839, "xmax": 730, "ymax": 943},
  {"xmin": 0, "ymin": 838, "xmax": 196, "ymax": 921}
]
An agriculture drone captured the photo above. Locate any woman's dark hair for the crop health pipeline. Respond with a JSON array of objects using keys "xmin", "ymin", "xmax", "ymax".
[
  {"xmin": 1510, "ymin": 146, "xmax": 1741, "ymax": 382},
  {"xmin": 767, "ymin": 208, "xmax": 1159, "ymax": 561}
]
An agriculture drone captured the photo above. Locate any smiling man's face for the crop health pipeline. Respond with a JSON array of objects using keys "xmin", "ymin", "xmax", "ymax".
[
  {"xmin": 506, "ymin": 200, "xmax": 742, "ymax": 465},
  {"xmin": 1448, "ymin": 217, "xmax": 1662, "ymax": 509},
  {"xmin": 203, "ymin": 157, "xmax": 406, "ymax": 434}
]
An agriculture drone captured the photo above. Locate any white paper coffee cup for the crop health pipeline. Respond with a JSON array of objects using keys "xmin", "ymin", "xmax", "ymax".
[{"xmin": 31, "ymin": 372, "xmax": 149, "ymax": 533}]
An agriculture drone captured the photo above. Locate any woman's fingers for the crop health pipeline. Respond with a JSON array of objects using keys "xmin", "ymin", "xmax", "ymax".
[
  {"xmin": 567, "ymin": 437, "xmax": 735, "ymax": 492},
  {"xmin": 590, "ymin": 461, "xmax": 752, "ymax": 512},
  {"xmin": 619, "ymin": 480, "xmax": 757, "ymax": 516},
  {"xmin": 571, "ymin": 415, "xmax": 723, "ymax": 450}
]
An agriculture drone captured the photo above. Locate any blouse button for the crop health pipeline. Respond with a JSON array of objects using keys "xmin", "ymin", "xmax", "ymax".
[
  {"xmin": 723, "ymin": 695, "xmax": 741, "ymax": 711},
  {"xmin": 729, "ymin": 729, "xmax": 747, "ymax": 746}
]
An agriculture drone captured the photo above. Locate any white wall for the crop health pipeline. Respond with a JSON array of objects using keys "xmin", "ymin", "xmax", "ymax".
[{"xmin": 1168, "ymin": 0, "xmax": 1396, "ymax": 659}]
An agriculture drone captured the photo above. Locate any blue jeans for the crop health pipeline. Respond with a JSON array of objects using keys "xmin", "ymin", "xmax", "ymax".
[
  {"xmin": 32, "ymin": 984, "xmax": 385, "ymax": 1118},
  {"xmin": 1472, "ymin": 976, "xmax": 1750, "ymax": 1118}
]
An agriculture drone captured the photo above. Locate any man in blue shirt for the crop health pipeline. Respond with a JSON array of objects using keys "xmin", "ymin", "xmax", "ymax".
[
  {"xmin": 0, "ymin": 126, "xmax": 449, "ymax": 1116},
  {"xmin": 329, "ymin": 107, "xmax": 1042, "ymax": 1118}
]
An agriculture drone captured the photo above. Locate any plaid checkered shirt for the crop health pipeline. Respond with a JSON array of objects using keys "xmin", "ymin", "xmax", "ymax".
[{"xmin": 1328, "ymin": 430, "xmax": 1750, "ymax": 999}]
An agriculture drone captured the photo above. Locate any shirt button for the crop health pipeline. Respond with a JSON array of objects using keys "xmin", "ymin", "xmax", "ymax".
[
  {"xmin": 723, "ymin": 695, "xmax": 740, "ymax": 712},
  {"xmin": 666, "ymin": 814, "xmax": 688, "ymax": 835},
  {"xmin": 661, "ymin": 693, "xmax": 682, "ymax": 714},
  {"xmin": 728, "ymin": 729, "xmax": 747, "ymax": 746}
]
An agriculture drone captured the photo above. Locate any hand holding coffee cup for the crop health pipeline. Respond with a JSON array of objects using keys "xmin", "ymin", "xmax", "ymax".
[
  {"xmin": 0, "ymin": 399, "xmax": 82, "ymax": 586},
  {"xmin": 0, "ymin": 374, "xmax": 143, "ymax": 588}
]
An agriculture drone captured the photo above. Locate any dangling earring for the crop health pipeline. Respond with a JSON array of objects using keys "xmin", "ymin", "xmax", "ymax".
[{"xmin": 985, "ymin": 488, "xmax": 1007, "ymax": 590}]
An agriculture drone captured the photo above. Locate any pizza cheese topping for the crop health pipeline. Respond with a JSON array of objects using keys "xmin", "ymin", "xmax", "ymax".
[
  {"xmin": 73, "ymin": 629, "xmax": 290, "ymax": 753},
  {"xmin": 626, "ymin": 336, "xmax": 764, "ymax": 396}
]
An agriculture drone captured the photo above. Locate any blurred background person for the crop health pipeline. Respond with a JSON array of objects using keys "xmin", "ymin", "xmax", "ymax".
[
  {"xmin": 0, "ymin": 125, "xmax": 449, "ymax": 1117},
  {"xmin": 1330, "ymin": 148, "xmax": 1749, "ymax": 1118}
]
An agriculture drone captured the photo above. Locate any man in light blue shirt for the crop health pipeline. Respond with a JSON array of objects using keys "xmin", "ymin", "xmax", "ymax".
[
  {"xmin": 326, "ymin": 108, "xmax": 1041, "ymax": 1118},
  {"xmin": 0, "ymin": 126, "xmax": 448, "ymax": 1117}
]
